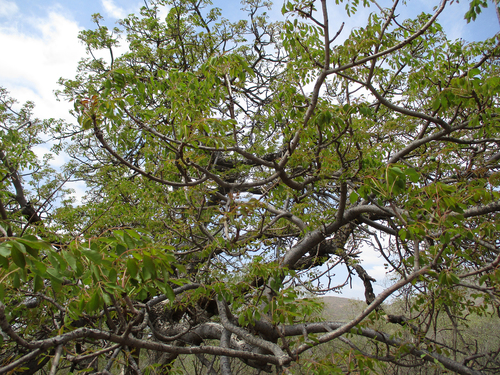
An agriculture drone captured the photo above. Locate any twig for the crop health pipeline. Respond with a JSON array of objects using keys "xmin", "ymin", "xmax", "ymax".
[{"xmin": 49, "ymin": 345, "xmax": 64, "ymax": 375}]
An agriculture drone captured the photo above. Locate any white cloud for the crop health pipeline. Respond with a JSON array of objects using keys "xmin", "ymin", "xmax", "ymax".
[
  {"xmin": 32, "ymin": 145, "xmax": 70, "ymax": 169},
  {"xmin": 65, "ymin": 181, "xmax": 87, "ymax": 206},
  {"xmin": 0, "ymin": 0, "xmax": 18, "ymax": 17},
  {"xmin": 0, "ymin": 11, "xmax": 85, "ymax": 122},
  {"xmin": 157, "ymin": 3, "xmax": 170, "ymax": 21},
  {"xmin": 0, "ymin": 8, "xmax": 89, "ymax": 207},
  {"xmin": 101, "ymin": 0, "xmax": 127, "ymax": 19}
]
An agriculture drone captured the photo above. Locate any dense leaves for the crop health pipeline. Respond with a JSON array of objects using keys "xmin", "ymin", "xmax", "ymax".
[{"xmin": 1, "ymin": 0, "xmax": 500, "ymax": 374}]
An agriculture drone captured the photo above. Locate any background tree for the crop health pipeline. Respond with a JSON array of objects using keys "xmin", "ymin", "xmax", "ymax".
[
  {"xmin": 0, "ymin": 88, "xmax": 72, "ymax": 234},
  {"xmin": 1, "ymin": 0, "xmax": 500, "ymax": 374},
  {"xmin": 0, "ymin": 87, "xmax": 75, "ymax": 373}
]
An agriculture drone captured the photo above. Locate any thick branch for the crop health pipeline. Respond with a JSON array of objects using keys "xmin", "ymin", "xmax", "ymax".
[{"xmin": 216, "ymin": 298, "xmax": 288, "ymax": 365}]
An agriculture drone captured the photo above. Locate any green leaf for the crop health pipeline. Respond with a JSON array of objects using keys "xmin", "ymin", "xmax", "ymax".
[
  {"xmin": 125, "ymin": 229, "xmax": 141, "ymax": 240},
  {"xmin": 82, "ymin": 116, "xmax": 93, "ymax": 130},
  {"xmin": 115, "ymin": 244, "xmax": 127, "ymax": 256},
  {"xmin": 83, "ymin": 249, "xmax": 103, "ymax": 264},
  {"xmin": 108, "ymin": 267, "xmax": 117, "ymax": 283},
  {"xmin": 399, "ymin": 228, "xmax": 407, "ymax": 241},
  {"xmin": 63, "ymin": 252, "xmax": 78, "ymax": 271},
  {"xmin": 113, "ymin": 68, "xmax": 128, "ymax": 75},
  {"xmin": 238, "ymin": 313, "xmax": 246, "ymax": 326},
  {"xmin": 11, "ymin": 246, "xmax": 26, "ymax": 268},
  {"xmin": 32, "ymin": 260, "xmax": 47, "ymax": 275},
  {"xmin": 87, "ymin": 290, "xmax": 101, "ymax": 312},
  {"xmin": 405, "ymin": 168, "xmax": 420, "ymax": 183},
  {"xmin": 11, "ymin": 241, "xmax": 26, "ymax": 254},
  {"xmin": 349, "ymin": 191, "xmax": 359, "ymax": 204},
  {"xmin": 479, "ymin": 274, "xmax": 489, "ymax": 286},
  {"xmin": 12, "ymin": 272, "xmax": 21, "ymax": 288},
  {"xmin": 449, "ymin": 273, "xmax": 460, "ymax": 284},
  {"xmin": 127, "ymin": 258, "xmax": 139, "ymax": 278},
  {"xmin": 126, "ymin": 95, "xmax": 135, "ymax": 105},
  {"xmin": 34, "ymin": 274, "xmax": 45, "ymax": 292},
  {"xmin": 25, "ymin": 245, "xmax": 38, "ymax": 258},
  {"xmin": 0, "ymin": 245, "xmax": 10, "ymax": 258},
  {"xmin": 47, "ymin": 268, "xmax": 62, "ymax": 281},
  {"xmin": 438, "ymin": 271, "xmax": 446, "ymax": 285},
  {"xmin": 123, "ymin": 232, "xmax": 135, "ymax": 249},
  {"xmin": 164, "ymin": 284, "xmax": 175, "ymax": 302},
  {"xmin": 0, "ymin": 255, "xmax": 8, "ymax": 269},
  {"xmin": 142, "ymin": 255, "xmax": 156, "ymax": 280}
]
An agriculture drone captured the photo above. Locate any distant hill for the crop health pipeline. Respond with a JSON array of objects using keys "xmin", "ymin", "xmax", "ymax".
[{"xmin": 320, "ymin": 296, "xmax": 366, "ymax": 321}]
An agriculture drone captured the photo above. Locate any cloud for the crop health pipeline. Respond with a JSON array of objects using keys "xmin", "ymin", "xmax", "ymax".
[
  {"xmin": 156, "ymin": 3, "xmax": 171, "ymax": 21},
  {"xmin": 101, "ymin": 0, "xmax": 127, "ymax": 19},
  {"xmin": 32, "ymin": 145, "xmax": 69, "ymax": 169},
  {"xmin": 0, "ymin": 9, "xmax": 88, "ymax": 201},
  {"xmin": 0, "ymin": 0, "xmax": 18, "ymax": 17},
  {"xmin": 65, "ymin": 181, "xmax": 87, "ymax": 206},
  {"xmin": 0, "ymin": 11, "xmax": 86, "ymax": 122}
]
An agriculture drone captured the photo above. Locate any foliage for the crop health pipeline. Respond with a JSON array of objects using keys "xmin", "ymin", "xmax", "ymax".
[{"xmin": 1, "ymin": 0, "xmax": 500, "ymax": 374}]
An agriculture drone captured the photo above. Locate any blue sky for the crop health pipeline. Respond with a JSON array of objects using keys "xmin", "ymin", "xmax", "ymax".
[{"xmin": 0, "ymin": 0, "xmax": 498, "ymax": 300}]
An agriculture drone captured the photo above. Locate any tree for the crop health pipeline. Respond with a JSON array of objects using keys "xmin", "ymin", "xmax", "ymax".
[{"xmin": 1, "ymin": 0, "xmax": 500, "ymax": 374}]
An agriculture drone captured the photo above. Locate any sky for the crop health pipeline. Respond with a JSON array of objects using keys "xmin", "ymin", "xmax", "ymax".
[{"xmin": 0, "ymin": 0, "xmax": 498, "ymax": 300}]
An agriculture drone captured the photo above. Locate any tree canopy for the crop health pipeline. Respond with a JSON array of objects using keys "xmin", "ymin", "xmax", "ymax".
[{"xmin": 1, "ymin": 0, "xmax": 500, "ymax": 374}]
